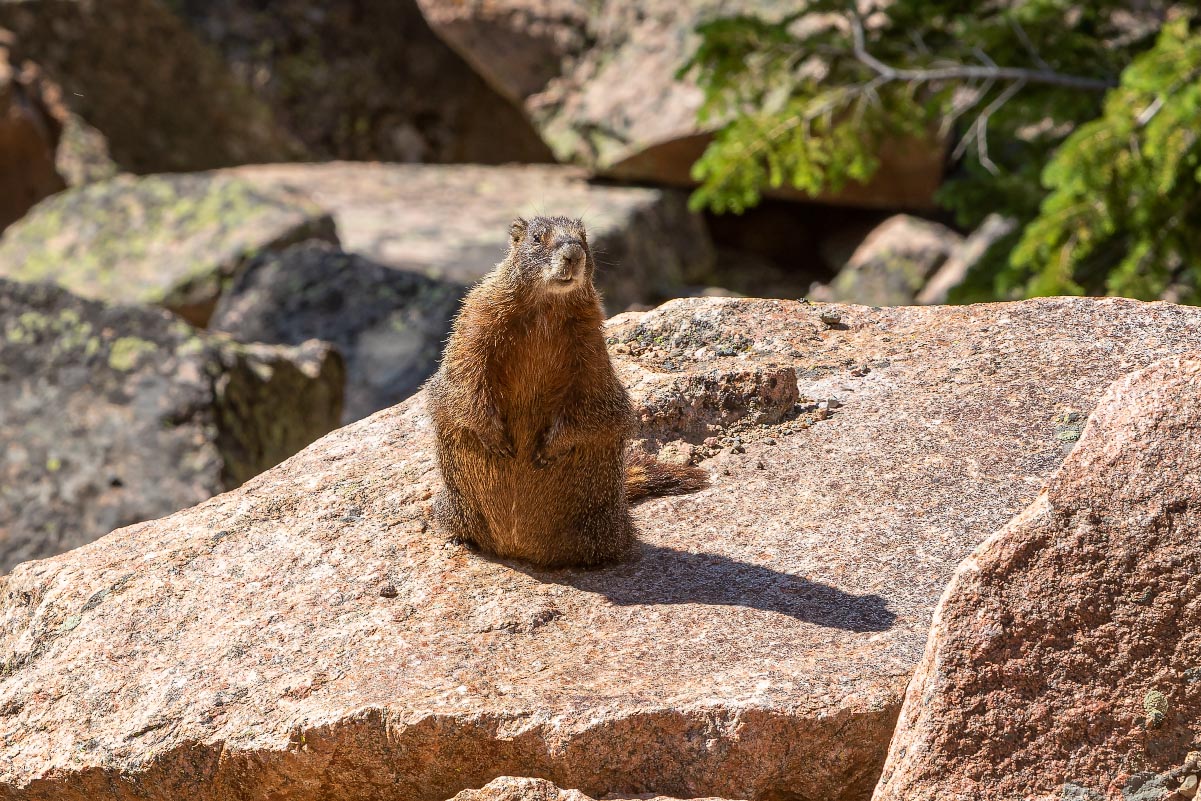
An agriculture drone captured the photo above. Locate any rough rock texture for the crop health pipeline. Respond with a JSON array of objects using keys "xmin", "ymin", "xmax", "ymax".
[
  {"xmin": 0, "ymin": 172, "xmax": 337, "ymax": 326},
  {"xmin": 0, "ymin": 34, "xmax": 65, "ymax": 231},
  {"xmin": 415, "ymin": 0, "xmax": 944, "ymax": 207},
  {"xmin": 210, "ymin": 240, "xmax": 464, "ymax": 423},
  {"xmin": 0, "ymin": 279, "xmax": 343, "ymax": 574},
  {"xmin": 53, "ymin": 112, "xmax": 120, "ymax": 188},
  {"xmin": 814, "ymin": 215, "xmax": 963, "ymax": 307},
  {"xmin": 448, "ymin": 776, "xmax": 741, "ymax": 801},
  {"xmin": 173, "ymin": 0, "xmax": 552, "ymax": 165},
  {"xmin": 0, "ymin": 0, "xmax": 301, "ymax": 174},
  {"xmin": 872, "ymin": 353, "xmax": 1201, "ymax": 801},
  {"xmin": 916, "ymin": 214, "xmax": 1018, "ymax": 306},
  {"xmin": 234, "ymin": 162, "xmax": 714, "ymax": 313},
  {"xmin": 3, "ymin": 297, "xmax": 1201, "ymax": 801}
]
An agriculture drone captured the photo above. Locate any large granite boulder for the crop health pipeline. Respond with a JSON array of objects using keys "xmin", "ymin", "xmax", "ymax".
[
  {"xmin": 0, "ymin": 172, "xmax": 337, "ymax": 325},
  {"xmin": 0, "ymin": 279, "xmax": 343, "ymax": 574},
  {"xmin": 210, "ymin": 240, "xmax": 464, "ymax": 423},
  {"xmin": 873, "ymin": 353, "xmax": 1201, "ymax": 801},
  {"xmin": 0, "ymin": 0, "xmax": 301, "ymax": 174},
  {"xmin": 415, "ymin": 1, "xmax": 944, "ymax": 208},
  {"xmin": 172, "ymin": 0, "xmax": 551, "ymax": 165},
  {"xmin": 234, "ymin": 162, "xmax": 715, "ymax": 313},
  {"xmin": 3, "ymin": 297, "xmax": 1201, "ymax": 800},
  {"xmin": 0, "ymin": 34, "xmax": 65, "ymax": 231}
]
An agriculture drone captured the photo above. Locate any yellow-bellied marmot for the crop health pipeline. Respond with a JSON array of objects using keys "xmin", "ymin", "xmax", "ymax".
[{"xmin": 426, "ymin": 215, "xmax": 706, "ymax": 568}]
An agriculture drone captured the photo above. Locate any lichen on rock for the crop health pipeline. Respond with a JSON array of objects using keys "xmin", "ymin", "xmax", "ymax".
[
  {"xmin": 0, "ymin": 171, "xmax": 337, "ymax": 325},
  {"xmin": 0, "ymin": 278, "xmax": 343, "ymax": 573}
]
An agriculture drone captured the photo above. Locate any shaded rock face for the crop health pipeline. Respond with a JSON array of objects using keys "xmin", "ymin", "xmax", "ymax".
[
  {"xmin": 233, "ymin": 162, "xmax": 714, "ymax": 313},
  {"xmin": 210, "ymin": 240, "xmax": 464, "ymax": 423},
  {"xmin": 0, "ymin": 278, "xmax": 343, "ymax": 574},
  {"xmin": 3, "ymin": 298, "xmax": 1201, "ymax": 801},
  {"xmin": 0, "ymin": 172, "xmax": 337, "ymax": 326},
  {"xmin": 873, "ymin": 353, "xmax": 1201, "ymax": 801},
  {"xmin": 0, "ymin": 35, "xmax": 66, "ymax": 231},
  {"xmin": 173, "ymin": 0, "xmax": 552, "ymax": 165},
  {"xmin": 415, "ymin": 1, "xmax": 944, "ymax": 207},
  {"xmin": 0, "ymin": 0, "xmax": 301, "ymax": 174},
  {"xmin": 815, "ymin": 215, "xmax": 963, "ymax": 307},
  {"xmin": 448, "ymin": 776, "xmax": 742, "ymax": 801}
]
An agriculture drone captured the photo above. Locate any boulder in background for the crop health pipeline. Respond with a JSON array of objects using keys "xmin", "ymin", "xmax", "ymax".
[
  {"xmin": 813, "ymin": 215, "xmax": 963, "ymax": 306},
  {"xmin": 415, "ymin": 0, "xmax": 945, "ymax": 208},
  {"xmin": 172, "ymin": 0, "xmax": 552, "ymax": 165},
  {"xmin": 211, "ymin": 240, "xmax": 464, "ymax": 423},
  {"xmin": 0, "ymin": 0, "xmax": 302, "ymax": 174},
  {"xmin": 0, "ymin": 278, "xmax": 343, "ymax": 573},
  {"xmin": 234, "ymin": 162, "xmax": 715, "ymax": 314},
  {"xmin": 0, "ymin": 171, "xmax": 337, "ymax": 326}
]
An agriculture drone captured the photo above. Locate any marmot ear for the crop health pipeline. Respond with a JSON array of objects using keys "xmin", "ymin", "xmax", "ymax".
[{"xmin": 509, "ymin": 217, "xmax": 527, "ymax": 245}]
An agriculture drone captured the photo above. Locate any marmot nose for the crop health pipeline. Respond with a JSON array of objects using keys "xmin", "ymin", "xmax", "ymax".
[{"xmin": 558, "ymin": 241, "xmax": 585, "ymax": 267}]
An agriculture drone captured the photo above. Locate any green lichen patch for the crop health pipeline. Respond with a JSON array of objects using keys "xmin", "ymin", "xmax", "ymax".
[
  {"xmin": 0, "ymin": 172, "xmax": 336, "ymax": 325},
  {"xmin": 1143, "ymin": 689, "xmax": 1169, "ymax": 729},
  {"xmin": 107, "ymin": 337, "xmax": 158, "ymax": 372}
]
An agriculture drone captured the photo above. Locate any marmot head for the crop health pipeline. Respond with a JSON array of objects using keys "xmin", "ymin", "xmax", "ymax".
[{"xmin": 506, "ymin": 216, "xmax": 593, "ymax": 295}]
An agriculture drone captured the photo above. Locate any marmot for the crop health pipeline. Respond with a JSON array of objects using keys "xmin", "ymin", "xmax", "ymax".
[{"xmin": 426, "ymin": 215, "xmax": 707, "ymax": 568}]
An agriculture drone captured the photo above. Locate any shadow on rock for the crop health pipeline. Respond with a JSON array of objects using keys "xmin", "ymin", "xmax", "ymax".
[{"xmin": 531, "ymin": 543, "xmax": 896, "ymax": 632}]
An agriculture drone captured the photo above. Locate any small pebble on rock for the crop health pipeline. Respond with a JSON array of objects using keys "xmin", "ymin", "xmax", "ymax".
[
  {"xmin": 819, "ymin": 310, "xmax": 842, "ymax": 328},
  {"xmin": 379, "ymin": 584, "xmax": 398, "ymax": 599},
  {"xmin": 764, "ymin": 437, "xmax": 777, "ymax": 445},
  {"xmin": 827, "ymin": 397, "xmax": 843, "ymax": 409}
]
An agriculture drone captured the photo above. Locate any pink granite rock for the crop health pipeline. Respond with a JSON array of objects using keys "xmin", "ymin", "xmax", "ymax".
[
  {"xmin": 873, "ymin": 354, "xmax": 1201, "ymax": 801},
  {"xmin": 3, "ymin": 297, "xmax": 1201, "ymax": 801},
  {"xmin": 448, "ymin": 776, "xmax": 741, "ymax": 801}
]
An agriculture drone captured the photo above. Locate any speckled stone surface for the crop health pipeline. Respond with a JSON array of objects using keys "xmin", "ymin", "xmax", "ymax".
[
  {"xmin": 232, "ymin": 162, "xmax": 714, "ymax": 313},
  {"xmin": 2, "ymin": 297, "xmax": 1201, "ymax": 801},
  {"xmin": 0, "ymin": 278, "xmax": 343, "ymax": 574},
  {"xmin": 0, "ymin": 172, "xmax": 337, "ymax": 325},
  {"xmin": 448, "ymin": 776, "xmax": 742, "ymax": 800},
  {"xmin": 873, "ymin": 354, "xmax": 1201, "ymax": 801}
]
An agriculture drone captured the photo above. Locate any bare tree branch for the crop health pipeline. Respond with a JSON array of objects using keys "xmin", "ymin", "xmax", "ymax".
[
  {"xmin": 848, "ymin": 15, "xmax": 1117, "ymax": 91},
  {"xmin": 1008, "ymin": 16, "xmax": 1053, "ymax": 71}
]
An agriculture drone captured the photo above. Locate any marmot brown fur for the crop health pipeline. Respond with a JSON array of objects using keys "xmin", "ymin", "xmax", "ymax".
[{"xmin": 426, "ymin": 215, "xmax": 707, "ymax": 568}]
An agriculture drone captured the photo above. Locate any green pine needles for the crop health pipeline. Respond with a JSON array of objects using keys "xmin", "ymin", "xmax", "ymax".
[{"xmin": 683, "ymin": 2, "xmax": 1199, "ymax": 303}]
